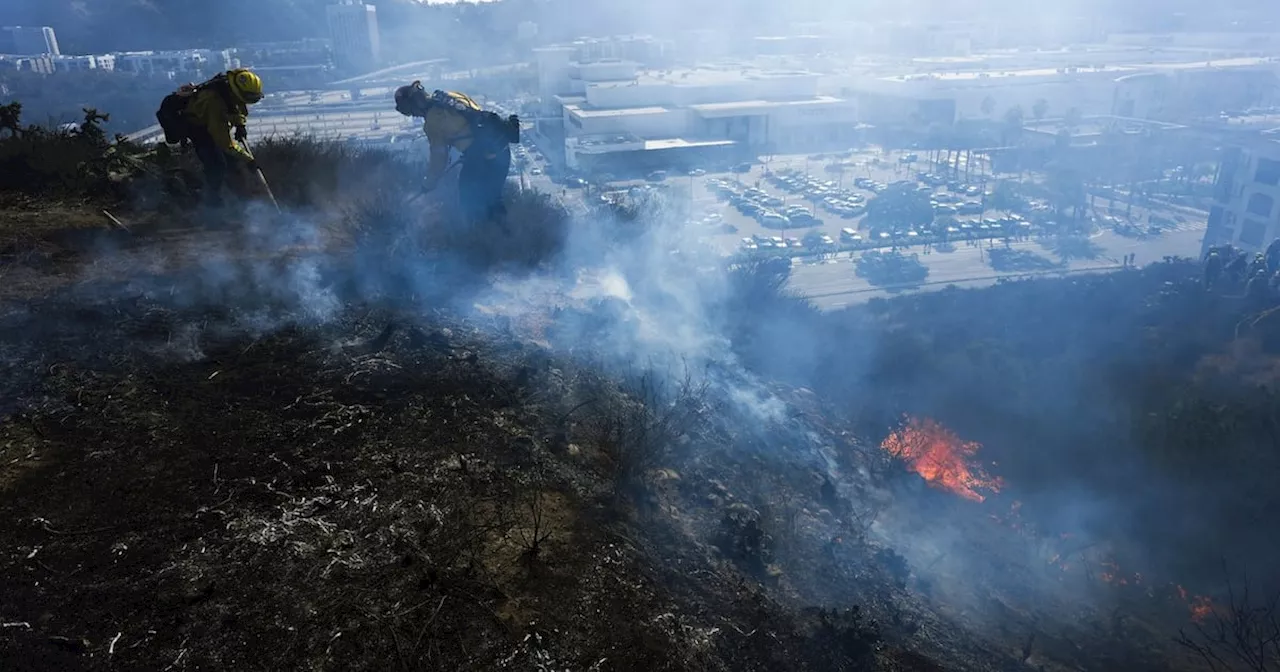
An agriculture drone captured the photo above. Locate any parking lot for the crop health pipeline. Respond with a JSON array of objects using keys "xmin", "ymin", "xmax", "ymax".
[
  {"xmin": 515, "ymin": 142, "xmax": 1209, "ymax": 270},
  {"xmin": 666, "ymin": 151, "xmax": 1024, "ymax": 256}
]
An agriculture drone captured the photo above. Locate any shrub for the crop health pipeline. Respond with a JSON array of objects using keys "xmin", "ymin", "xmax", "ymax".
[
  {"xmin": 250, "ymin": 135, "xmax": 420, "ymax": 210},
  {"xmin": 0, "ymin": 106, "xmax": 148, "ymax": 200},
  {"xmin": 591, "ymin": 366, "xmax": 710, "ymax": 501},
  {"xmin": 410, "ymin": 183, "xmax": 571, "ymax": 273}
]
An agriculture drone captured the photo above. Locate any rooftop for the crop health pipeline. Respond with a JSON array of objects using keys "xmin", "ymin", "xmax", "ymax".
[
  {"xmin": 571, "ymin": 133, "xmax": 737, "ymax": 152},
  {"xmin": 576, "ymin": 132, "xmax": 642, "ymax": 147},
  {"xmin": 689, "ymin": 95, "xmax": 847, "ymax": 111},
  {"xmin": 878, "ymin": 55, "xmax": 1277, "ymax": 84},
  {"xmin": 564, "ymin": 103, "xmax": 670, "ymax": 118},
  {"xmin": 1023, "ymin": 115, "xmax": 1187, "ymax": 138},
  {"xmin": 643, "ymin": 138, "xmax": 736, "ymax": 150},
  {"xmin": 585, "ymin": 65, "xmax": 818, "ymax": 88}
]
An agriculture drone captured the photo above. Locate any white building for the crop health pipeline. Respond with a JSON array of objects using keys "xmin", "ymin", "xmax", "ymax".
[
  {"xmin": 537, "ymin": 58, "xmax": 859, "ymax": 171},
  {"xmin": 1112, "ymin": 61, "xmax": 1280, "ymax": 120},
  {"xmin": 326, "ymin": 1, "xmax": 380, "ymax": 72},
  {"xmin": 0, "ymin": 26, "xmax": 60, "ymax": 56},
  {"xmin": 51, "ymin": 55, "xmax": 99, "ymax": 73},
  {"xmin": 1106, "ymin": 32, "xmax": 1280, "ymax": 51},
  {"xmin": 846, "ymin": 55, "xmax": 1280, "ymax": 126},
  {"xmin": 1205, "ymin": 140, "xmax": 1280, "ymax": 255},
  {"xmin": 0, "ymin": 54, "xmax": 53, "ymax": 73},
  {"xmin": 112, "ymin": 50, "xmax": 235, "ymax": 77}
]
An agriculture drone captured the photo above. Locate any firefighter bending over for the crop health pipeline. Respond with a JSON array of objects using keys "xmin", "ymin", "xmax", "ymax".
[
  {"xmin": 156, "ymin": 68, "xmax": 264, "ymax": 208},
  {"xmin": 393, "ymin": 81, "xmax": 520, "ymax": 223}
]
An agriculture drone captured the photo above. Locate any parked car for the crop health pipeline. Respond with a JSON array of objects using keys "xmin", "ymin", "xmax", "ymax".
[{"xmin": 760, "ymin": 213, "xmax": 791, "ymax": 228}]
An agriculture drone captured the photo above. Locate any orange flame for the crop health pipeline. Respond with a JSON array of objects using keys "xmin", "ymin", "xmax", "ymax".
[
  {"xmin": 881, "ymin": 417, "xmax": 1003, "ymax": 502},
  {"xmin": 1189, "ymin": 595, "xmax": 1214, "ymax": 622}
]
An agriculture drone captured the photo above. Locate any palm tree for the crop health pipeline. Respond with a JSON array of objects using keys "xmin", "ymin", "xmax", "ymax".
[
  {"xmin": 1002, "ymin": 105, "xmax": 1025, "ymax": 146},
  {"xmin": 1046, "ymin": 163, "xmax": 1087, "ymax": 227}
]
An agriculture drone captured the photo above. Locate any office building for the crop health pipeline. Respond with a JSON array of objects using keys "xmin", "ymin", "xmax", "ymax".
[
  {"xmin": 326, "ymin": 1, "xmax": 380, "ymax": 72},
  {"xmin": 1204, "ymin": 141, "xmax": 1280, "ymax": 255}
]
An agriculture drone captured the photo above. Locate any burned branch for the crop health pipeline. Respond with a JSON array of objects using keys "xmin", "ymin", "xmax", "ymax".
[{"xmin": 1175, "ymin": 568, "xmax": 1280, "ymax": 672}]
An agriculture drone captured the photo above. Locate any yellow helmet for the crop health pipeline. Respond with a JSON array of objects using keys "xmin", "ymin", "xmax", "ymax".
[{"xmin": 228, "ymin": 69, "xmax": 263, "ymax": 105}]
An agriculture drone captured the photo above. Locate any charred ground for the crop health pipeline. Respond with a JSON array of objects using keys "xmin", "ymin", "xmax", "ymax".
[{"xmin": 2, "ymin": 119, "xmax": 1278, "ymax": 672}]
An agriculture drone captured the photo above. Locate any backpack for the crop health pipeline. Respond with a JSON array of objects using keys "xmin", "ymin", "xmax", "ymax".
[
  {"xmin": 155, "ymin": 73, "xmax": 234, "ymax": 145},
  {"xmin": 430, "ymin": 89, "xmax": 520, "ymax": 146}
]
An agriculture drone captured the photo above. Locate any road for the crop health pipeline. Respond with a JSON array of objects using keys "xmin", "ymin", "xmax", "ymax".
[{"xmin": 789, "ymin": 225, "xmax": 1207, "ymax": 309}]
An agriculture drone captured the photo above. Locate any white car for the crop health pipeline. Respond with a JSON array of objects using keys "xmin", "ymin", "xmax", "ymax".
[{"xmin": 688, "ymin": 168, "xmax": 707, "ymax": 176}]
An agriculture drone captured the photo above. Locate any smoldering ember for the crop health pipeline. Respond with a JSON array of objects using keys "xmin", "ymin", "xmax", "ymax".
[{"xmin": 3, "ymin": 4, "xmax": 1280, "ymax": 671}]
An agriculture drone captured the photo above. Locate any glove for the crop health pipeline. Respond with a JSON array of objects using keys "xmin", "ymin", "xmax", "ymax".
[{"xmin": 234, "ymin": 125, "xmax": 247, "ymax": 142}]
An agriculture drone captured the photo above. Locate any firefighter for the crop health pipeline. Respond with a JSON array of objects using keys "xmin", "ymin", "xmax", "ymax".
[
  {"xmin": 1247, "ymin": 268, "xmax": 1271, "ymax": 305},
  {"xmin": 393, "ymin": 81, "xmax": 519, "ymax": 224},
  {"xmin": 1265, "ymin": 238, "xmax": 1280, "ymax": 274},
  {"xmin": 1224, "ymin": 250, "xmax": 1249, "ymax": 286},
  {"xmin": 1203, "ymin": 250, "xmax": 1223, "ymax": 289},
  {"xmin": 168, "ymin": 69, "xmax": 264, "ymax": 208}
]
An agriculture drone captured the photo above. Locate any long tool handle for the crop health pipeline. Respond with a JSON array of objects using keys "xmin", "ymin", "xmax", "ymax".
[{"xmin": 239, "ymin": 140, "xmax": 282, "ymax": 213}]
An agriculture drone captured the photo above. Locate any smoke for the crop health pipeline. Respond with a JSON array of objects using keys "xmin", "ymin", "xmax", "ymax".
[{"xmin": 7, "ymin": 0, "xmax": 1280, "ymax": 665}]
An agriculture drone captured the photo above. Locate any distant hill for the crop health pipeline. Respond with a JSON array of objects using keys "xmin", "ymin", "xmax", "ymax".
[{"xmin": 0, "ymin": 0, "xmax": 339, "ymax": 53}]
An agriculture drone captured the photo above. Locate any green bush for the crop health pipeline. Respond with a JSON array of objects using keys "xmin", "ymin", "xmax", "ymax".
[{"xmin": 0, "ymin": 104, "xmax": 148, "ymax": 200}]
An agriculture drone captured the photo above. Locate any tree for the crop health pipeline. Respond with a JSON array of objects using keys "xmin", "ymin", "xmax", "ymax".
[
  {"xmin": 0, "ymin": 101, "xmax": 21, "ymax": 137},
  {"xmin": 1002, "ymin": 105, "xmax": 1025, "ymax": 146},
  {"xmin": 1054, "ymin": 129, "xmax": 1072, "ymax": 151},
  {"xmin": 924, "ymin": 122, "xmax": 950, "ymax": 166},
  {"xmin": 1032, "ymin": 98, "xmax": 1049, "ymax": 122},
  {"xmin": 980, "ymin": 96, "xmax": 996, "ymax": 118},
  {"xmin": 1045, "ymin": 164, "xmax": 1087, "ymax": 225},
  {"xmin": 865, "ymin": 184, "xmax": 935, "ymax": 231},
  {"xmin": 989, "ymin": 180, "xmax": 1024, "ymax": 211},
  {"xmin": 1064, "ymin": 106, "xmax": 1083, "ymax": 130}
]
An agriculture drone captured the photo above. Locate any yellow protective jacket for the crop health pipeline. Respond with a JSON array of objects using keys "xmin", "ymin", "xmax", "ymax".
[
  {"xmin": 421, "ymin": 91, "xmax": 497, "ymax": 185},
  {"xmin": 184, "ymin": 86, "xmax": 252, "ymax": 162}
]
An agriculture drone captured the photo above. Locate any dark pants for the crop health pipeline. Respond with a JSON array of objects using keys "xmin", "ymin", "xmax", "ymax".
[
  {"xmin": 458, "ymin": 144, "xmax": 511, "ymax": 223},
  {"xmin": 188, "ymin": 127, "xmax": 228, "ymax": 207}
]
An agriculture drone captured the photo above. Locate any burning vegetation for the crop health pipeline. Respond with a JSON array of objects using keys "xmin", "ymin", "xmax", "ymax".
[
  {"xmin": 880, "ymin": 416, "xmax": 1002, "ymax": 502},
  {"xmin": 4, "ymin": 122, "xmax": 1280, "ymax": 672}
]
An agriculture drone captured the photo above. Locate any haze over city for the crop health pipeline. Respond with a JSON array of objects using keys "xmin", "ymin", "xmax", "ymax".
[{"xmin": 2, "ymin": 2, "xmax": 1280, "ymax": 671}]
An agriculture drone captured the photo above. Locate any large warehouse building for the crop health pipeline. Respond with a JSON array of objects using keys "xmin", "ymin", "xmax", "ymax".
[
  {"xmin": 533, "ymin": 48, "xmax": 859, "ymax": 171},
  {"xmin": 840, "ymin": 49, "xmax": 1280, "ymax": 126}
]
